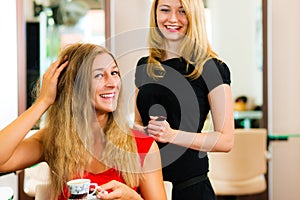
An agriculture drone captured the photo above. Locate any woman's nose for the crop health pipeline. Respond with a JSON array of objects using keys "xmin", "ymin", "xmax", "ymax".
[
  {"xmin": 104, "ymin": 75, "xmax": 118, "ymax": 87},
  {"xmin": 169, "ymin": 11, "xmax": 178, "ymax": 22}
]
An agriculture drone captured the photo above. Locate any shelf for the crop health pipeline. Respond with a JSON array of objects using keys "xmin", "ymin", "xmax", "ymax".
[{"xmin": 234, "ymin": 111, "xmax": 263, "ymax": 120}]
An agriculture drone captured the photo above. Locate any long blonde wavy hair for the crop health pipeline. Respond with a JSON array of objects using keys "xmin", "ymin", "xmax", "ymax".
[
  {"xmin": 40, "ymin": 43, "xmax": 141, "ymax": 198},
  {"xmin": 148, "ymin": 0, "xmax": 218, "ymax": 80}
]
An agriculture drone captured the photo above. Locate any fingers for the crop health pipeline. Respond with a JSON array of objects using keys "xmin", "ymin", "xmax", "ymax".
[
  {"xmin": 38, "ymin": 58, "xmax": 69, "ymax": 106},
  {"xmin": 46, "ymin": 59, "xmax": 68, "ymax": 78},
  {"xmin": 148, "ymin": 116, "xmax": 167, "ymax": 133},
  {"xmin": 97, "ymin": 190, "xmax": 121, "ymax": 200},
  {"xmin": 95, "ymin": 188, "xmax": 109, "ymax": 199},
  {"xmin": 98, "ymin": 180, "xmax": 119, "ymax": 191},
  {"xmin": 147, "ymin": 116, "xmax": 174, "ymax": 143},
  {"xmin": 42, "ymin": 59, "xmax": 68, "ymax": 88},
  {"xmin": 56, "ymin": 59, "xmax": 68, "ymax": 74},
  {"xmin": 96, "ymin": 183, "xmax": 139, "ymax": 200},
  {"xmin": 96, "ymin": 180, "xmax": 124, "ymax": 199}
]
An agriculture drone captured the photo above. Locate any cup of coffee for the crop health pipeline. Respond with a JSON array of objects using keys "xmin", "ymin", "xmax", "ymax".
[{"xmin": 67, "ymin": 178, "xmax": 98, "ymax": 199}]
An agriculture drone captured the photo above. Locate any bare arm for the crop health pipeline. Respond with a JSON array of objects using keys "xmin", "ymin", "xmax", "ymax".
[
  {"xmin": 0, "ymin": 59, "xmax": 68, "ymax": 172},
  {"xmin": 0, "ymin": 131, "xmax": 44, "ymax": 172},
  {"xmin": 143, "ymin": 84, "xmax": 234, "ymax": 152},
  {"xmin": 139, "ymin": 142, "xmax": 167, "ymax": 200}
]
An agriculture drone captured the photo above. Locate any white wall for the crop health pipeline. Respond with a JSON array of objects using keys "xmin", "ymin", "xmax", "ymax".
[
  {"xmin": 0, "ymin": 0, "xmax": 19, "ymax": 198},
  {"xmin": 207, "ymin": 0, "xmax": 263, "ymax": 108},
  {"xmin": 268, "ymin": 0, "xmax": 300, "ymax": 199},
  {"xmin": 0, "ymin": 0, "xmax": 18, "ymax": 129},
  {"xmin": 111, "ymin": 0, "xmax": 152, "ymax": 117}
]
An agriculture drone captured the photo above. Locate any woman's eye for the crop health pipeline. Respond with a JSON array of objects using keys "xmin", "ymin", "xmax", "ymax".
[
  {"xmin": 179, "ymin": 8, "xmax": 186, "ymax": 14},
  {"xmin": 160, "ymin": 8, "xmax": 170, "ymax": 12},
  {"xmin": 94, "ymin": 73, "xmax": 103, "ymax": 79},
  {"xmin": 112, "ymin": 71, "xmax": 120, "ymax": 76}
]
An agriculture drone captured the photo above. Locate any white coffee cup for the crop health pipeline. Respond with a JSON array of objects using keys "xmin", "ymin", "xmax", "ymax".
[{"xmin": 67, "ymin": 179, "xmax": 98, "ymax": 199}]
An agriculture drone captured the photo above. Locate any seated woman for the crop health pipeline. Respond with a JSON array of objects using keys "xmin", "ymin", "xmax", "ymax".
[{"xmin": 0, "ymin": 43, "xmax": 166, "ymax": 200}]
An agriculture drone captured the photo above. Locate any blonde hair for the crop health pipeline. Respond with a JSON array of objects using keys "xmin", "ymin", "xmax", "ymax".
[
  {"xmin": 40, "ymin": 43, "xmax": 141, "ymax": 198},
  {"xmin": 148, "ymin": 0, "xmax": 218, "ymax": 79}
]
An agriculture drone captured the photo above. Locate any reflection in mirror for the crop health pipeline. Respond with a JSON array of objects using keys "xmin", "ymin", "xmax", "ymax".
[
  {"xmin": 25, "ymin": 0, "xmax": 106, "ymax": 110},
  {"xmin": 205, "ymin": 0, "xmax": 263, "ymax": 128}
]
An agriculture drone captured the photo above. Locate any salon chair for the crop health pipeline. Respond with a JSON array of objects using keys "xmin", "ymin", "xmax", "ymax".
[{"xmin": 208, "ymin": 128, "xmax": 268, "ymax": 199}]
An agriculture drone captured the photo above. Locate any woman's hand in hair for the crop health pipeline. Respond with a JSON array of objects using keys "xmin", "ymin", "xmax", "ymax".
[
  {"xmin": 96, "ymin": 180, "xmax": 143, "ymax": 200},
  {"xmin": 37, "ymin": 59, "xmax": 68, "ymax": 107}
]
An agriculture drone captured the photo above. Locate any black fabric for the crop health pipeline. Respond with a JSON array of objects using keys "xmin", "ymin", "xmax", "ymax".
[
  {"xmin": 173, "ymin": 173, "xmax": 208, "ymax": 191},
  {"xmin": 134, "ymin": 57, "xmax": 230, "ymax": 199},
  {"xmin": 173, "ymin": 178, "xmax": 217, "ymax": 200}
]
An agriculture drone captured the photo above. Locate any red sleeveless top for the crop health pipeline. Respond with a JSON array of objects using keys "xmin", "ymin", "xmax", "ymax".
[{"xmin": 58, "ymin": 130, "xmax": 154, "ymax": 199}]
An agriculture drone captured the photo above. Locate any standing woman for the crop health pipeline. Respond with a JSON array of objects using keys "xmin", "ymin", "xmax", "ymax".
[
  {"xmin": 134, "ymin": 0, "xmax": 234, "ymax": 199},
  {"xmin": 0, "ymin": 43, "xmax": 166, "ymax": 200}
]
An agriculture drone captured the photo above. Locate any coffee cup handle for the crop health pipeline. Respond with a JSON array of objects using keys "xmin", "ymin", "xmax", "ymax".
[{"xmin": 88, "ymin": 183, "xmax": 98, "ymax": 196}]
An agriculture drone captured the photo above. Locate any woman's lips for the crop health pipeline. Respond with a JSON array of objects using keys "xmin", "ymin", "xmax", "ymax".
[
  {"xmin": 165, "ymin": 25, "xmax": 181, "ymax": 32},
  {"xmin": 100, "ymin": 92, "xmax": 115, "ymax": 100}
]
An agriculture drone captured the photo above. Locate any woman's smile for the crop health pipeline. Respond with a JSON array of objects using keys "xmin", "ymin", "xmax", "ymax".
[{"xmin": 99, "ymin": 92, "xmax": 116, "ymax": 101}]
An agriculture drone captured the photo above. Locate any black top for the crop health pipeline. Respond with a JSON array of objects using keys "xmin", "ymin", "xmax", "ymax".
[{"xmin": 135, "ymin": 57, "xmax": 231, "ymax": 184}]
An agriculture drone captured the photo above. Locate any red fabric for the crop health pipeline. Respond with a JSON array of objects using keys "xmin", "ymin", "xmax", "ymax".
[
  {"xmin": 58, "ymin": 130, "xmax": 154, "ymax": 199},
  {"xmin": 131, "ymin": 129, "xmax": 154, "ymax": 166}
]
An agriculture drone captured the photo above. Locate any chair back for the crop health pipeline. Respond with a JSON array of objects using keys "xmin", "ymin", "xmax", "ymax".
[
  {"xmin": 0, "ymin": 186, "xmax": 14, "ymax": 200},
  {"xmin": 164, "ymin": 181, "xmax": 173, "ymax": 200},
  {"xmin": 208, "ymin": 128, "xmax": 267, "ymax": 195},
  {"xmin": 23, "ymin": 162, "xmax": 50, "ymax": 197}
]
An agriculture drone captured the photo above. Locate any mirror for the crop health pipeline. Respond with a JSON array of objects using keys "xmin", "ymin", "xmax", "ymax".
[
  {"xmin": 18, "ymin": 0, "xmax": 109, "ymax": 199},
  {"xmin": 205, "ymin": 0, "xmax": 264, "ymax": 128},
  {"xmin": 24, "ymin": 0, "xmax": 109, "ymax": 109}
]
